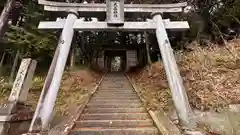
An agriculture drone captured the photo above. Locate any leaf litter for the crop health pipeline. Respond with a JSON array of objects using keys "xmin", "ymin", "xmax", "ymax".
[{"xmin": 129, "ymin": 39, "xmax": 240, "ymax": 113}]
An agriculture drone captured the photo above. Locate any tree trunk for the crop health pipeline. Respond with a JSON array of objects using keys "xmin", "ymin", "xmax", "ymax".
[
  {"xmin": 0, "ymin": 0, "xmax": 16, "ymax": 37},
  {"xmin": 69, "ymin": 33, "xmax": 77, "ymax": 69},
  {"xmin": 144, "ymin": 32, "xmax": 152, "ymax": 65},
  {"xmin": 0, "ymin": 52, "xmax": 6, "ymax": 76},
  {"xmin": 9, "ymin": 49, "xmax": 20, "ymax": 83},
  {"xmin": 70, "ymin": 48, "xmax": 75, "ymax": 69}
]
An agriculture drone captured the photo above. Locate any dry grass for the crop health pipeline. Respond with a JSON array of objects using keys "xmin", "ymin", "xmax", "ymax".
[
  {"xmin": 0, "ymin": 68, "xmax": 103, "ymax": 117},
  {"xmin": 129, "ymin": 39, "xmax": 240, "ymax": 112},
  {"xmin": 53, "ymin": 69, "xmax": 102, "ymax": 116},
  {"xmin": 129, "ymin": 63, "xmax": 173, "ymax": 112}
]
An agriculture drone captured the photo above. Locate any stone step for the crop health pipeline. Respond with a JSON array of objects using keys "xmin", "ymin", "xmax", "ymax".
[
  {"xmin": 94, "ymin": 93, "xmax": 136, "ymax": 96},
  {"xmin": 94, "ymin": 93, "xmax": 136, "ymax": 95},
  {"xmin": 74, "ymin": 119, "xmax": 154, "ymax": 128},
  {"xmin": 94, "ymin": 92, "xmax": 136, "ymax": 97},
  {"xmin": 93, "ymin": 94, "xmax": 137, "ymax": 97},
  {"xmin": 79, "ymin": 113, "xmax": 151, "ymax": 120},
  {"xmin": 89, "ymin": 99, "xmax": 140, "ymax": 102},
  {"xmin": 91, "ymin": 97, "xmax": 139, "ymax": 100},
  {"xmin": 96, "ymin": 92, "xmax": 134, "ymax": 94},
  {"xmin": 83, "ymin": 108, "xmax": 145, "ymax": 113},
  {"xmin": 100, "ymin": 85, "xmax": 130, "ymax": 87},
  {"xmin": 71, "ymin": 127, "xmax": 159, "ymax": 135},
  {"xmin": 92, "ymin": 94, "xmax": 138, "ymax": 97},
  {"xmin": 70, "ymin": 73, "xmax": 159, "ymax": 135},
  {"xmin": 99, "ymin": 87, "xmax": 131, "ymax": 89},
  {"xmin": 91, "ymin": 94, "xmax": 138, "ymax": 97},
  {"xmin": 86, "ymin": 103, "xmax": 142, "ymax": 108},
  {"xmin": 91, "ymin": 96, "xmax": 138, "ymax": 99},
  {"xmin": 99, "ymin": 88, "xmax": 133, "ymax": 90},
  {"xmin": 97, "ymin": 90, "xmax": 135, "ymax": 94},
  {"xmin": 88, "ymin": 100, "xmax": 140, "ymax": 104},
  {"xmin": 96, "ymin": 90, "xmax": 134, "ymax": 93},
  {"xmin": 90, "ymin": 97, "xmax": 139, "ymax": 100},
  {"xmin": 100, "ymin": 87, "xmax": 132, "ymax": 89}
]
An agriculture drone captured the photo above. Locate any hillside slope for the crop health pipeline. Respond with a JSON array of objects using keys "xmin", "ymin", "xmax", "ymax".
[{"xmin": 129, "ymin": 39, "xmax": 240, "ymax": 112}]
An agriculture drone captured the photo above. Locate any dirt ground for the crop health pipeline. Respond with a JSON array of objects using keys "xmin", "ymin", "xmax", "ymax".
[
  {"xmin": 29, "ymin": 69, "xmax": 103, "ymax": 116},
  {"xmin": 0, "ymin": 68, "xmax": 103, "ymax": 117},
  {"xmin": 128, "ymin": 39, "xmax": 240, "ymax": 135},
  {"xmin": 129, "ymin": 39, "xmax": 240, "ymax": 113}
]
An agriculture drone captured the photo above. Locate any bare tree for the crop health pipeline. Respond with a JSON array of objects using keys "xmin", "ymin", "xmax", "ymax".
[{"xmin": 0, "ymin": 0, "xmax": 16, "ymax": 37}]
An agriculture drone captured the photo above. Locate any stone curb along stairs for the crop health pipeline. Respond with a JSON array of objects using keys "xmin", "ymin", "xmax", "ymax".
[
  {"xmin": 125, "ymin": 73, "xmax": 182, "ymax": 135},
  {"xmin": 22, "ymin": 72, "xmax": 107, "ymax": 135},
  {"xmin": 49, "ymin": 72, "xmax": 108, "ymax": 135}
]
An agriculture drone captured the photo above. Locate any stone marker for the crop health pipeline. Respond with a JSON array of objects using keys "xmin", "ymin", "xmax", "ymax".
[
  {"xmin": 0, "ymin": 58, "xmax": 37, "ymax": 135},
  {"xmin": 9, "ymin": 58, "xmax": 37, "ymax": 103}
]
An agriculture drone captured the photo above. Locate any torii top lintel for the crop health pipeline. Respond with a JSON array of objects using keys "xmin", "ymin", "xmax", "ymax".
[{"xmin": 38, "ymin": 0, "xmax": 187, "ymax": 13}]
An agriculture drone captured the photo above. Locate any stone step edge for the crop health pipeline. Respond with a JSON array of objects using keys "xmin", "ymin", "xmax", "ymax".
[{"xmin": 72, "ymin": 127, "xmax": 158, "ymax": 131}]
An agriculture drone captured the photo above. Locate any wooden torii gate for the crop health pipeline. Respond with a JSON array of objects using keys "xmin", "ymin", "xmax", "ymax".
[{"xmin": 28, "ymin": 0, "xmax": 197, "ymax": 132}]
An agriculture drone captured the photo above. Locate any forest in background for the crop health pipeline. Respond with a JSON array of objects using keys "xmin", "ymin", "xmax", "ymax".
[
  {"xmin": 0, "ymin": 0, "xmax": 239, "ymax": 77},
  {"xmin": 0, "ymin": 1, "xmax": 239, "ymax": 132}
]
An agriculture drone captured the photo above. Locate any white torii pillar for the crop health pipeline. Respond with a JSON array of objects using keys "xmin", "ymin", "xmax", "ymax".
[
  {"xmin": 40, "ymin": 11, "xmax": 78, "ymax": 129},
  {"xmin": 152, "ymin": 12, "xmax": 196, "ymax": 129},
  {"xmin": 29, "ymin": 11, "xmax": 78, "ymax": 131}
]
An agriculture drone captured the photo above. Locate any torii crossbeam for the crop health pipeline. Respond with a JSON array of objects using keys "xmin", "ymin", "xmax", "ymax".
[
  {"xmin": 38, "ymin": 0, "xmax": 187, "ymax": 13},
  {"xmin": 27, "ymin": 0, "xmax": 197, "ymax": 133},
  {"xmin": 38, "ymin": 20, "xmax": 189, "ymax": 31}
]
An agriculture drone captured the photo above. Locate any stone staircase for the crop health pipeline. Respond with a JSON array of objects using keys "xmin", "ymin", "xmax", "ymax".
[{"xmin": 70, "ymin": 73, "xmax": 159, "ymax": 135}]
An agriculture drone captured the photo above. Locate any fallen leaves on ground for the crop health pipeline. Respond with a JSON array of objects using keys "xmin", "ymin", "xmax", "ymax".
[
  {"xmin": 129, "ymin": 39, "xmax": 240, "ymax": 112},
  {"xmin": 54, "ymin": 69, "xmax": 103, "ymax": 116},
  {"xmin": 27, "ymin": 69, "xmax": 103, "ymax": 116}
]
